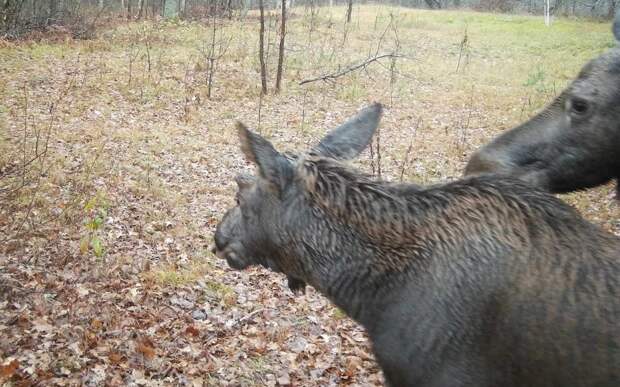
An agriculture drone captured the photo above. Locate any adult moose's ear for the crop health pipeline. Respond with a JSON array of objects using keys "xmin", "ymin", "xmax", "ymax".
[
  {"xmin": 312, "ymin": 103, "xmax": 383, "ymax": 160},
  {"xmin": 614, "ymin": 12, "xmax": 620, "ymax": 41},
  {"xmin": 237, "ymin": 122, "xmax": 292, "ymax": 194}
]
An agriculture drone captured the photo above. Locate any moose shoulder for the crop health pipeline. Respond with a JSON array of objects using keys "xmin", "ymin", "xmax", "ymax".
[
  {"xmin": 465, "ymin": 15, "xmax": 620, "ymax": 194},
  {"xmin": 212, "ymin": 104, "xmax": 620, "ymax": 387}
]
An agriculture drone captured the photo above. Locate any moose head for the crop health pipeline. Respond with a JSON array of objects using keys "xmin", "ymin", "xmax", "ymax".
[
  {"xmin": 211, "ymin": 103, "xmax": 383, "ymax": 293},
  {"xmin": 465, "ymin": 14, "xmax": 620, "ymax": 195}
]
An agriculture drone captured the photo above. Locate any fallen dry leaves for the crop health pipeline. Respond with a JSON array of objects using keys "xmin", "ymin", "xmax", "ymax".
[{"xmin": 0, "ymin": 6, "xmax": 618, "ymax": 387}]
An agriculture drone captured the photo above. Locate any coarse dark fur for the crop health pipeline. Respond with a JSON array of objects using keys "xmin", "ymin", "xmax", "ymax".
[
  {"xmin": 465, "ymin": 14, "xmax": 620, "ymax": 195},
  {"xmin": 212, "ymin": 103, "xmax": 620, "ymax": 386}
]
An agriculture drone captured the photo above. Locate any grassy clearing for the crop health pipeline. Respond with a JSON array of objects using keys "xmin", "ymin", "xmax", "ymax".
[{"xmin": 0, "ymin": 5, "xmax": 617, "ymax": 385}]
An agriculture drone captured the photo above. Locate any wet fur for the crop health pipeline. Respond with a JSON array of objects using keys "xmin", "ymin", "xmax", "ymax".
[{"xmin": 213, "ymin": 105, "xmax": 620, "ymax": 386}]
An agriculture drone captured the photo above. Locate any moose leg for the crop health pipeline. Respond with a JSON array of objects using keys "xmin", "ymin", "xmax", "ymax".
[{"xmin": 286, "ymin": 276, "xmax": 306, "ymax": 294}]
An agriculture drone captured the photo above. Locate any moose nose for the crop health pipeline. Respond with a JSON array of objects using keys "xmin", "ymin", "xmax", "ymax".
[{"xmin": 209, "ymin": 243, "xmax": 217, "ymax": 254}]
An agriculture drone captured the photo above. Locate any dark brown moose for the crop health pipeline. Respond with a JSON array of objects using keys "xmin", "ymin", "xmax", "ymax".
[
  {"xmin": 465, "ymin": 14, "xmax": 620, "ymax": 195},
  {"xmin": 212, "ymin": 103, "xmax": 619, "ymax": 387}
]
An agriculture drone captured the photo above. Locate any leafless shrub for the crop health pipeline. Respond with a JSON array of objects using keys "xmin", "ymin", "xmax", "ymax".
[
  {"xmin": 200, "ymin": 3, "xmax": 232, "ymax": 99},
  {"xmin": 399, "ymin": 117, "xmax": 422, "ymax": 182},
  {"xmin": 0, "ymin": 78, "xmax": 77, "ymax": 248}
]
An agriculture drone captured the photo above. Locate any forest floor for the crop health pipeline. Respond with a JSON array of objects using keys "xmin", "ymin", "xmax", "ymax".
[{"xmin": 1, "ymin": 5, "xmax": 618, "ymax": 386}]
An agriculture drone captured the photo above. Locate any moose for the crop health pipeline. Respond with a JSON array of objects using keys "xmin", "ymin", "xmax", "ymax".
[
  {"xmin": 212, "ymin": 104, "xmax": 619, "ymax": 386},
  {"xmin": 465, "ymin": 14, "xmax": 620, "ymax": 195}
]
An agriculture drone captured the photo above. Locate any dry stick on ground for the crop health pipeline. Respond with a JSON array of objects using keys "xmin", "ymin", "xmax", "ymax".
[
  {"xmin": 230, "ymin": 308, "xmax": 265, "ymax": 328},
  {"xmin": 298, "ymin": 53, "xmax": 402, "ymax": 85}
]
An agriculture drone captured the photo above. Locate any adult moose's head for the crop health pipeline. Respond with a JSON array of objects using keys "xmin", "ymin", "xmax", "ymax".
[
  {"xmin": 465, "ymin": 14, "xmax": 620, "ymax": 195},
  {"xmin": 211, "ymin": 103, "xmax": 382, "ymax": 293}
]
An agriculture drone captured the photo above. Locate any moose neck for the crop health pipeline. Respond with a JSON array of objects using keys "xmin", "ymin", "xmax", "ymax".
[
  {"xmin": 286, "ymin": 158, "xmax": 431, "ymax": 328},
  {"xmin": 290, "ymin": 216, "xmax": 422, "ymax": 328}
]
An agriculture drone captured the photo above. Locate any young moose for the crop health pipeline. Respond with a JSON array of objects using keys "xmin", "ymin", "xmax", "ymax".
[
  {"xmin": 213, "ymin": 104, "xmax": 619, "ymax": 386},
  {"xmin": 465, "ymin": 14, "xmax": 620, "ymax": 195}
]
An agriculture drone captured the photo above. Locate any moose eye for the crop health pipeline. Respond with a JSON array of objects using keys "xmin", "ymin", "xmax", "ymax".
[{"xmin": 570, "ymin": 98, "xmax": 589, "ymax": 116}]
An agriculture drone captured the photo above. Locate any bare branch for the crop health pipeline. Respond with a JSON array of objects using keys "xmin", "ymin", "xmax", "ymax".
[{"xmin": 299, "ymin": 53, "xmax": 402, "ymax": 86}]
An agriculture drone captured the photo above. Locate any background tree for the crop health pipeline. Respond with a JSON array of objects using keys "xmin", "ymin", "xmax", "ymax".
[
  {"xmin": 1, "ymin": 0, "xmax": 619, "ymax": 40},
  {"xmin": 346, "ymin": 0, "xmax": 353, "ymax": 22},
  {"xmin": 258, "ymin": 0, "xmax": 268, "ymax": 94},
  {"xmin": 275, "ymin": 0, "xmax": 287, "ymax": 92}
]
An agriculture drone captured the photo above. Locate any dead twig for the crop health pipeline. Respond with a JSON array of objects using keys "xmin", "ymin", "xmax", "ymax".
[
  {"xmin": 299, "ymin": 53, "xmax": 402, "ymax": 85},
  {"xmin": 229, "ymin": 308, "xmax": 265, "ymax": 328},
  {"xmin": 399, "ymin": 117, "xmax": 422, "ymax": 182}
]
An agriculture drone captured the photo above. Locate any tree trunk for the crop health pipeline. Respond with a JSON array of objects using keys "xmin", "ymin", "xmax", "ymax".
[
  {"xmin": 207, "ymin": 0, "xmax": 218, "ymax": 98},
  {"xmin": 259, "ymin": 0, "xmax": 268, "ymax": 94},
  {"xmin": 424, "ymin": 0, "xmax": 441, "ymax": 9},
  {"xmin": 275, "ymin": 0, "xmax": 286, "ymax": 93},
  {"xmin": 50, "ymin": 0, "xmax": 58, "ymax": 23},
  {"xmin": 127, "ymin": 0, "xmax": 132, "ymax": 19},
  {"xmin": 138, "ymin": 0, "xmax": 146, "ymax": 19},
  {"xmin": 179, "ymin": 0, "xmax": 186, "ymax": 18},
  {"xmin": 346, "ymin": 0, "xmax": 353, "ymax": 22},
  {"xmin": 609, "ymin": 0, "xmax": 617, "ymax": 18}
]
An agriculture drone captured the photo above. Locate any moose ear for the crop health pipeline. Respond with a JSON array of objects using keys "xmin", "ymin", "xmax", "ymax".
[
  {"xmin": 614, "ymin": 12, "xmax": 620, "ymax": 42},
  {"xmin": 236, "ymin": 122, "xmax": 292, "ymax": 193},
  {"xmin": 313, "ymin": 103, "xmax": 383, "ymax": 160}
]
